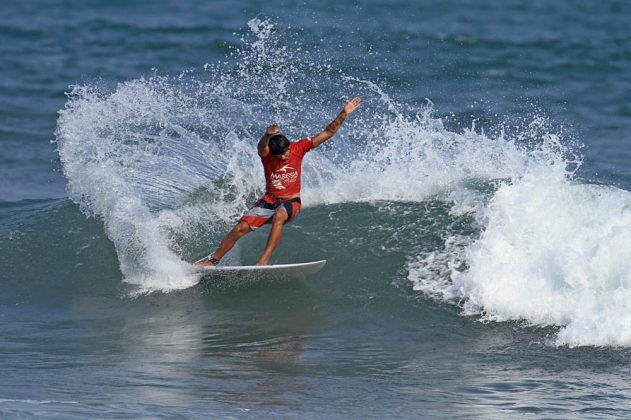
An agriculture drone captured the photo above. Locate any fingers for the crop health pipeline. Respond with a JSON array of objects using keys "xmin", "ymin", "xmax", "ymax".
[
  {"xmin": 266, "ymin": 124, "xmax": 281, "ymax": 134},
  {"xmin": 344, "ymin": 97, "xmax": 362, "ymax": 113}
]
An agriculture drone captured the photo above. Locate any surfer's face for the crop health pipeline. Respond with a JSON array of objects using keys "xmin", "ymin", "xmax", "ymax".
[{"xmin": 275, "ymin": 149, "xmax": 291, "ymax": 161}]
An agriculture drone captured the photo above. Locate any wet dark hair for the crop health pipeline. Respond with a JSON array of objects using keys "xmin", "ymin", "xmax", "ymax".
[{"xmin": 268, "ymin": 134, "xmax": 290, "ymax": 155}]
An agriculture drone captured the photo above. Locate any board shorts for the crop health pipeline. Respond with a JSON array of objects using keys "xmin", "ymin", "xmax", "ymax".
[{"xmin": 240, "ymin": 194, "xmax": 302, "ymax": 230}]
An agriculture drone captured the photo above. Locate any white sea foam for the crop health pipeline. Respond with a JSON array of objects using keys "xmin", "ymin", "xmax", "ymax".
[
  {"xmin": 304, "ymin": 108, "xmax": 530, "ymax": 206},
  {"xmin": 0, "ymin": 399, "xmax": 79, "ymax": 405},
  {"xmin": 409, "ymin": 159, "xmax": 631, "ymax": 347},
  {"xmin": 56, "ymin": 80, "xmax": 261, "ymax": 293},
  {"xmin": 463, "ymin": 174, "xmax": 631, "ymax": 346},
  {"xmin": 55, "ymin": 19, "xmax": 314, "ymax": 292}
]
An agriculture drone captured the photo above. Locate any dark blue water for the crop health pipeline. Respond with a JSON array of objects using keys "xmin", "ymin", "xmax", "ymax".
[{"xmin": 2, "ymin": 0, "xmax": 631, "ymax": 417}]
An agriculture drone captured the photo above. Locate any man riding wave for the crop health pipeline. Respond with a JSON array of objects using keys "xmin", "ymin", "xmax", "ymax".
[{"xmin": 194, "ymin": 97, "xmax": 361, "ymax": 266}]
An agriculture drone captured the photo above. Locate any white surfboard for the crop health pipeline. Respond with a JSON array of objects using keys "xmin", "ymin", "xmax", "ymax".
[{"xmin": 194, "ymin": 260, "xmax": 326, "ymax": 284}]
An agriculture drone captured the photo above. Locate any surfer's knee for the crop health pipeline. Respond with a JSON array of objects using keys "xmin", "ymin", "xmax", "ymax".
[
  {"xmin": 272, "ymin": 208, "xmax": 288, "ymax": 225},
  {"xmin": 231, "ymin": 221, "xmax": 251, "ymax": 237}
]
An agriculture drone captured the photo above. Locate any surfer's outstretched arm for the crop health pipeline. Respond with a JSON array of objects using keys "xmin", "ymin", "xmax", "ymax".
[{"xmin": 312, "ymin": 97, "xmax": 361, "ymax": 147}]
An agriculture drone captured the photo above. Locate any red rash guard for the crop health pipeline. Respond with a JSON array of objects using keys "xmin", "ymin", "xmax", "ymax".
[{"xmin": 262, "ymin": 138, "xmax": 314, "ymax": 196}]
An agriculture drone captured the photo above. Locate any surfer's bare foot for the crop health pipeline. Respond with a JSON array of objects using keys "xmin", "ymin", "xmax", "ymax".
[
  {"xmin": 192, "ymin": 256, "xmax": 219, "ymax": 267},
  {"xmin": 192, "ymin": 260, "xmax": 216, "ymax": 267},
  {"xmin": 256, "ymin": 259, "xmax": 270, "ymax": 266}
]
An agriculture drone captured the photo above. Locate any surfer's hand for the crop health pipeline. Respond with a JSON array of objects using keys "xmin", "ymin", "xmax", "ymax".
[
  {"xmin": 343, "ymin": 97, "xmax": 361, "ymax": 115},
  {"xmin": 266, "ymin": 124, "xmax": 280, "ymax": 135}
]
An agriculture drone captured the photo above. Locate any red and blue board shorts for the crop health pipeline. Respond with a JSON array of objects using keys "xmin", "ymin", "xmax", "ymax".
[{"xmin": 240, "ymin": 194, "xmax": 302, "ymax": 230}]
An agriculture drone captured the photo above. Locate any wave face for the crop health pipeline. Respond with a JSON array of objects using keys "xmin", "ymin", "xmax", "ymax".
[{"xmin": 56, "ymin": 19, "xmax": 631, "ymax": 347}]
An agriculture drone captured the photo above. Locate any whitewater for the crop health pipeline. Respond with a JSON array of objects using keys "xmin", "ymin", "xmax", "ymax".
[{"xmin": 55, "ymin": 19, "xmax": 631, "ymax": 348}]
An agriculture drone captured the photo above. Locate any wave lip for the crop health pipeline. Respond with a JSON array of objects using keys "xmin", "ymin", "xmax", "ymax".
[{"xmin": 413, "ymin": 170, "xmax": 631, "ymax": 347}]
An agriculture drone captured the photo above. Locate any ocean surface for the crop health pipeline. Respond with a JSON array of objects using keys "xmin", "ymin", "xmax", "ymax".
[{"xmin": 2, "ymin": 0, "xmax": 631, "ymax": 417}]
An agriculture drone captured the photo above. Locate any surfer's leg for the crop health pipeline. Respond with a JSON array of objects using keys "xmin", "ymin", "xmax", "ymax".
[
  {"xmin": 214, "ymin": 220, "xmax": 252, "ymax": 260},
  {"xmin": 195, "ymin": 196, "xmax": 275, "ymax": 266},
  {"xmin": 193, "ymin": 220, "xmax": 251, "ymax": 266},
  {"xmin": 257, "ymin": 207, "xmax": 289, "ymax": 265}
]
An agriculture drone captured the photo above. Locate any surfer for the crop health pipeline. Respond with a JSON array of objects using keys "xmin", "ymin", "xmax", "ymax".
[{"xmin": 194, "ymin": 97, "xmax": 361, "ymax": 266}]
